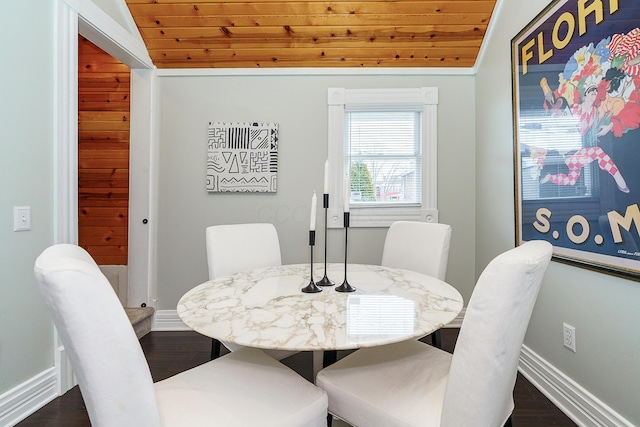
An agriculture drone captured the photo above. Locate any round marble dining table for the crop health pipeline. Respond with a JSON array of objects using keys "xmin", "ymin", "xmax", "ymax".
[{"xmin": 177, "ymin": 263, "xmax": 463, "ymax": 352}]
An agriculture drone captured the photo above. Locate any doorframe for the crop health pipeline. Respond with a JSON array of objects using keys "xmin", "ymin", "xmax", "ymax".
[
  {"xmin": 128, "ymin": 68, "xmax": 158, "ymax": 308},
  {"xmin": 55, "ymin": 0, "xmax": 155, "ymax": 393}
]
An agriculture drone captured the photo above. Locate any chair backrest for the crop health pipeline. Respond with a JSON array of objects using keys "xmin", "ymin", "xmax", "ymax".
[
  {"xmin": 34, "ymin": 244, "xmax": 161, "ymax": 427},
  {"xmin": 206, "ymin": 223, "xmax": 282, "ymax": 280},
  {"xmin": 441, "ymin": 240, "xmax": 553, "ymax": 427},
  {"xmin": 381, "ymin": 221, "xmax": 452, "ymax": 280}
]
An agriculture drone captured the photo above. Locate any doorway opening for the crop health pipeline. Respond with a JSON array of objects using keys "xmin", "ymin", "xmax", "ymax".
[{"xmin": 78, "ymin": 36, "xmax": 131, "ymax": 304}]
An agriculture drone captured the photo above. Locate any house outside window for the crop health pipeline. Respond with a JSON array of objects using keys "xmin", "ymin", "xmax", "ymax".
[{"xmin": 327, "ymin": 87, "xmax": 439, "ymax": 228}]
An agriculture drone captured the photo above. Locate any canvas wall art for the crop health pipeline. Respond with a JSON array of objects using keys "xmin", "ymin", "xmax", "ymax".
[{"xmin": 207, "ymin": 122, "xmax": 278, "ymax": 192}]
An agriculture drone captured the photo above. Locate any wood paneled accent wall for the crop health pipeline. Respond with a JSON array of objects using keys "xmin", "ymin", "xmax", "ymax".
[{"xmin": 78, "ymin": 36, "xmax": 130, "ymax": 265}]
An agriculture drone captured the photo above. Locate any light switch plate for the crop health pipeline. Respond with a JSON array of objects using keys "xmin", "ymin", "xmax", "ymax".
[{"xmin": 14, "ymin": 206, "xmax": 31, "ymax": 231}]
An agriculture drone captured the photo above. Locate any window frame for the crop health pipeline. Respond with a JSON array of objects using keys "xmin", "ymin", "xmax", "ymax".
[{"xmin": 327, "ymin": 87, "xmax": 439, "ymax": 228}]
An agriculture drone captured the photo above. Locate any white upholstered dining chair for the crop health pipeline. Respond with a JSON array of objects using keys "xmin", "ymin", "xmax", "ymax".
[
  {"xmin": 34, "ymin": 244, "xmax": 328, "ymax": 427},
  {"xmin": 381, "ymin": 221, "xmax": 452, "ymax": 347},
  {"xmin": 206, "ymin": 223, "xmax": 297, "ymax": 361},
  {"xmin": 317, "ymin": 240, "xmax": 553, "ymax": 427}
]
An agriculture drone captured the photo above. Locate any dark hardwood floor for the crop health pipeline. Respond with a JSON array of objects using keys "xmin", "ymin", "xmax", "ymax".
[{"xmin": 17, "ymin": 329, "xmax": 577, "ymax": 426}]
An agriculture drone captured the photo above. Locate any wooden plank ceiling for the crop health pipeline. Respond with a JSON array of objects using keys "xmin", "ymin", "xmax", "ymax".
[{"xmin": 124, "ymin": 0, "xmax": 497, "ymax": 68}]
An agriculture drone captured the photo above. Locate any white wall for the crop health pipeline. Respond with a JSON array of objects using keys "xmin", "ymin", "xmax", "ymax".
[
  {"xmin": 476, "ymin": 0, "xmax": 640, "ymax": 424},
  {"xmin": 0, "ymin": 1, "xmax": 55, "ymax": 394},
  {"xmin": 154, "ymin": 72, "xmax": 477, "ymax": 309},
  {"xmin": 89, "ymin": 0, "xmax": 138, "ymax": 34}
]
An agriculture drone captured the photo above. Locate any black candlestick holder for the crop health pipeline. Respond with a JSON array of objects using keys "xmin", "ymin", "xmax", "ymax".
[
  {"xmin": 335, "ymin": 212, "xmax": 356, "ymax": 292},
  {"xmin": 302, "ymin": 230, "xmax": 322, "ymax": 293},
  {"xmin": 317, "ymin": 194, "xmax": 335, "ymax": 287}
]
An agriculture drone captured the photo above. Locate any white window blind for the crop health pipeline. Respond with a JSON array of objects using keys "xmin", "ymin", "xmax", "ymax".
[{"xmin": 345, "ymin": 108, "xmax": 422, "ymax": 206}]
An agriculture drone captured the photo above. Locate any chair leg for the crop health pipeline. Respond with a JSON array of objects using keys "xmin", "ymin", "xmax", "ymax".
[
  {"xmin": 503, "ymin": 414, "xmax": 513, "ymax": 427},
  {"xmin": 431, "ymin": 330, "xmax": 442, "ymax": 348},
  {"xmin": 323, "ymin": 350, "xmax": 337, "ymax": 367},
  {"xmin": 210, "ymin": 338, "xmax": 221, "ymax": 360},
  {"xmin": 312, "ymin": 351, "xmax": 323, "ymax": 381},
  {"xmin": 327, "ymin": 413, "xmax": 333, "ymax": 427}
]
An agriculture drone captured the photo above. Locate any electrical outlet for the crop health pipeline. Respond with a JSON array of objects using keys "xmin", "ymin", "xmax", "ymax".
[{"xmin": 563, "ymin": 323, "xmax": 576, "ymax": 353}]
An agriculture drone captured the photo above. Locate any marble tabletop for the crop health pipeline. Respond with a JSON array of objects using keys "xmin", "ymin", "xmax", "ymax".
[{"xmin": 177, "ymin": 263, "xmax": 463, "ymax": 352}]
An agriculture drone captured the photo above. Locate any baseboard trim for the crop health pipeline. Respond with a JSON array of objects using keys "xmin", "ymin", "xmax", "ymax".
[
  {"xmin": 152, "ymin": 309, "xmax": 190, "ymax": 331},
  {"xmin": 445, "ymin": 307, "xmax": 465, "ymax": 328},
  {"xmin": 519, "ymin": 345, "xmax": 633, "ymax": 427},
  {"xmin": 55, "ymin": 345, "xmax": 76, "ymax": 395},
  {"xmin": 0, "ymin": 368, "xmax": 57, "ymax": 427}
]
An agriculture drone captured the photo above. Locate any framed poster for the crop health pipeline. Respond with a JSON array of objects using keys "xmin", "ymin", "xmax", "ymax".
[
  {"xmin": 512, "ymin": 0, "xmax": 640, "ymax": 280},
  {"xmin": 207, "ymin": 122, "xmax": 278, "ymax": 192}
]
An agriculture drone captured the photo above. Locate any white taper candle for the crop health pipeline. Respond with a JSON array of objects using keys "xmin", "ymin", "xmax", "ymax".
[
  {"xmin": 344, "ymin": 174, "xmax": 350, "ymax": 212},
  {"xmin": 324, "ymin": 159, "xmax": 330, "ymax": 194},
  {"xmin": 310, "ymin": 191, "xmax": 317, "ymax": 231}
]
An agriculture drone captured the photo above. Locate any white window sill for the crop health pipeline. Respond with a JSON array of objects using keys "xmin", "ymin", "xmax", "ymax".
[{"xmin": 327, "ymin": 207, "xmax": 439, "ymax": 228}]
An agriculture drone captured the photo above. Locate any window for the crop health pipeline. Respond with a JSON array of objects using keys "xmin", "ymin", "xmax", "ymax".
[
  {"xmin": 327, "ymin": 87, "xmax": 438, "ymax": 228},
  {"xmin": 347, "ymin": 109, "xmax": 421, "ymax": 205}
]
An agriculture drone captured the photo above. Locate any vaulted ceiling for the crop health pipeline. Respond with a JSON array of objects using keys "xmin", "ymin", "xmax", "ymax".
[{"xmin": 124, "ymin": 0, "xmax": 498, "ymax": 69}]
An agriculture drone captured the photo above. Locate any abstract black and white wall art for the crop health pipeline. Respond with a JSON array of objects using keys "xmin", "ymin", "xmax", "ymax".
[{"xmin": 207, "ymin": 122, "xmax": 278, "ymax": 192}]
